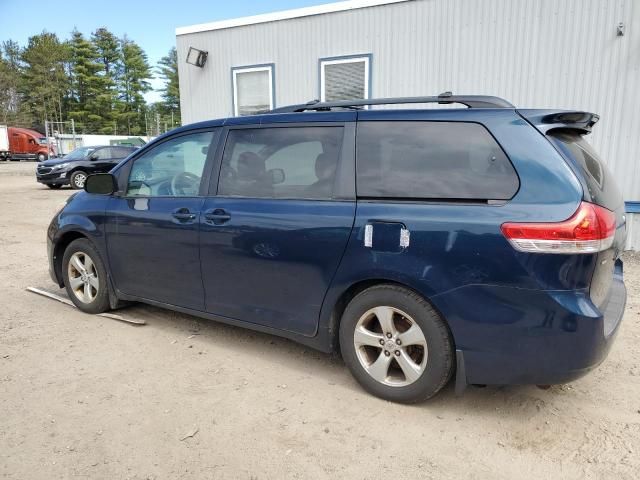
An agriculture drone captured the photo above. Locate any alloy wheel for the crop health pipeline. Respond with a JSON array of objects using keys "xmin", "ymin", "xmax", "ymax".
[
  {"xmin": 73, "ymin": 172, "xmax": 87, "ymax": 188},
  {"xmin": 353, "ymin": 306, "xmax": 428, "ymax": 387},
  {"xmin": 67, "ymin": 252, "xmax": 100, "ymax": 304}
]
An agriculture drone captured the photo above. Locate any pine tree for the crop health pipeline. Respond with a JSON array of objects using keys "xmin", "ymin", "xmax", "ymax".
[
  {"xmin": 118, "ymin": 36, "xmax": 152, "ymax": 135},
  {"xmin": 20, "ymin": 32, "xmax": 69, "ymax": 127},
  {"xmin": 157, "ymin": 47, "xmax": 180, "ymax": 127},
  {"xmin": 92, "ymin": 27, "xmax": 121, "ymax": 134},
  {"xmin": 67, "ymin": 30, "xmax": 106, "ymax": 133}
]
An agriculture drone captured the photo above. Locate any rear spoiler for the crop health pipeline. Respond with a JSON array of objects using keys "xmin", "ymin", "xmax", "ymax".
[{"xmin": 517, "ymin": 109, "xmax": 599, "ymax": 134}]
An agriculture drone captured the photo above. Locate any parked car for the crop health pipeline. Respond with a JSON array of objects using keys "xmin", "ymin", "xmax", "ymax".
[
  {"xmin": 36, "ymin": 145, "xmax": 138, "ymax": 189},
  {"xmin": 0, "ymin": 125, "xmax": 57, "ymax": 161},
  {"xmin": 46, "ymin": 94, "xmax": 627, "ymax": 403}
]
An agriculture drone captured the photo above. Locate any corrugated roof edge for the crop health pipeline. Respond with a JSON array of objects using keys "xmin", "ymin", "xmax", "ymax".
[{"xmin": 176, "ymin": 0, "xmax": 413, "ymax": 36}]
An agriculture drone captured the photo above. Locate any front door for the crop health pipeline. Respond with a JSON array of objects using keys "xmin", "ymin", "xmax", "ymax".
[
  {"xmin": 105, "ymin": 129, "xmax": 218, "ymax": 310},
  {"xmin": 200, "ymin": 122, "xmax": 356, "ymax": 336}
]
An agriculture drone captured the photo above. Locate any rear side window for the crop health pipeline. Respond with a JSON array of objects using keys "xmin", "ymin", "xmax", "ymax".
[
  {"xmin": 356, "ymin": 121, "xmax": 519, "ymax": 200},
  {"xmin": 548, "ymin": 132, "xmax": 622, "ymax": 211},
  {"xmin": 218, "ymin": 127, "xmax": 344, "ymax": 200}
]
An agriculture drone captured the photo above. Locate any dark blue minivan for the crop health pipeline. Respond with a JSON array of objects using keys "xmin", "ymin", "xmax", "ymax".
[{"xmin": 46, "ymin": 95, "xmax": 627, "ymax": 403}]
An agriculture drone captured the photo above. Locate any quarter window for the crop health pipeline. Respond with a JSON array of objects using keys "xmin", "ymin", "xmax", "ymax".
[
  {"xmin": 320, "ymin": 56, "xmax": 370, "ymax": 102},
  {"xmin": 232, "ymin": 65, "xmax": 274, "ymax": 116},
  {"xmin": 127, "ymin": 131, "xmax": 215, "ymax": 197},
  {"xmin": 356, "ymin": 121, "xmax": 519, "ymax": 200},
  {"xmin": 218, "ymin": 127, "xmax": 344, "ymax": 200}
]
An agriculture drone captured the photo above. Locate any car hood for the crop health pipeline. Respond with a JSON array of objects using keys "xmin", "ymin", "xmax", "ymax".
[{"xmin": 39, "ymin": 157, "xmax": 83, "ymax": 167}]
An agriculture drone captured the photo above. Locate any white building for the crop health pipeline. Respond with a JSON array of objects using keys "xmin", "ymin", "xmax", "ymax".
[{"xmin": 176, "ymin": 0, "xmax": 640, "ymax": 248}]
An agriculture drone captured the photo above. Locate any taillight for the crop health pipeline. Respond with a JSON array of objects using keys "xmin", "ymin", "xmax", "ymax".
[{"xmin": 501, "ymin": 202, "xmax": 616, "ymax": 254}]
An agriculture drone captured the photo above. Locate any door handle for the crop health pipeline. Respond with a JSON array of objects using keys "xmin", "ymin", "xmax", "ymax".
[
  {"xmin": 172, "ymin": 208, "xmax": 196, "ymax": 222},
  {"xmin": 204, "ymin": 209, "xmax": 231, "ymax": 225}
]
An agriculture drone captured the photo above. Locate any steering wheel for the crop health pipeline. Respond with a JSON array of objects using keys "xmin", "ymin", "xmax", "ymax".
[{"xmin": 170, "ymin": 171, "xmax": 201, "ymax": 196}]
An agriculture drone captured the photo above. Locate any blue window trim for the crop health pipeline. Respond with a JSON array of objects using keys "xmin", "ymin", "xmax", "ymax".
[
  {"xmin": 626, "ymin": 201, "xmax": 640, "ymax": 213},
  {"xmin": 230, "ymin": 63, "xmax": 276, "ymax": 116},
  {"xmin": 318, "ymin": 53, "xmax": 373, "ymax": 102}
]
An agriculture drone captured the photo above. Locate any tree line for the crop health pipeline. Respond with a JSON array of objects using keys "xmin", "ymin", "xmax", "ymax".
[{"xmin": 0, "ymin": 28, "xmax": 180, "ymax": 137}]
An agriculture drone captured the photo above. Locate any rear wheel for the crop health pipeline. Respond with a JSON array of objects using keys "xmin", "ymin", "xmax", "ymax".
[
  {"xmin": 37, "ymin": 153, "xmax": 46, "ymax": 162},
  {"xmin": 62, "ymin": 238, "xmax": 110, "ymax": 314},
  {"xmin": 70, "ymin": 170, "xmax": 87, "ymax": 189},
  {"xmin": 339, "ymin": 284, "xmax": 454, "ymax": 403}
]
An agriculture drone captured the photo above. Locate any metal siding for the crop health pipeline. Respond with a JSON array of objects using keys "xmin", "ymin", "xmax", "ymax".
[{"xmin": 177, "ymin": 0, "xmax": 640, "ymax": 202}]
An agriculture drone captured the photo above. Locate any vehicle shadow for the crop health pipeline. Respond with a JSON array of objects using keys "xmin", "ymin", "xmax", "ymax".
[{"xmin": 121, "ymin": 301, "xmax": 571, "ymax": 417}]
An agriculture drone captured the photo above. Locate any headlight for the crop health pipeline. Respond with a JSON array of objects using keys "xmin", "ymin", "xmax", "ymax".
[{"xmin": 53, "ymin": 163, "xmax": 69, "ymax": 170}]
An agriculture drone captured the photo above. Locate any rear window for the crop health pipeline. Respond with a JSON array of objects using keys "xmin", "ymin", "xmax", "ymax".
[
  {"xmin": 356, "ymin": 121, "xmax": 519, "ymax": 200},
  {"xmin": 548, "ymin": 132, "xmax": 622, "ymax": 211}
]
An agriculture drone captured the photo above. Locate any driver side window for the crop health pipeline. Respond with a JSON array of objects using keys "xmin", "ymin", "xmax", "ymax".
[{"xmin": 127, "ymin": 131, "xmax": 215, "ymax": 197}]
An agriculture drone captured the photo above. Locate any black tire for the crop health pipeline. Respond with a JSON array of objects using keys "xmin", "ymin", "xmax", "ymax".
[
  {"xmin": 62, "ymin": 238, "xmax": 110, "ymax": 314},
  {"xmin": 37, "ymin": 153, "xmax": 47, "ymax": 162},
  {"xmin": 47, "ymin": 184, "xmax": 63, "ymax": 189},
  {"xmin": 70, "ymin": 170, "xmax": 87, "ymax": 190},
  {"xmin": 339, "ymin": 284, "xmax": 454, "ymax": 403}
]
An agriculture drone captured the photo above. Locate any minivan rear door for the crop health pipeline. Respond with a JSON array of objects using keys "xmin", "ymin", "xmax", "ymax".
[{"xmin": 199, "ymin": 115, "xmax": 356, "ymax": 336}]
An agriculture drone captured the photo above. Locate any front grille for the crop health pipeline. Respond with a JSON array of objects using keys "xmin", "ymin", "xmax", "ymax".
[{"xmin": 38, "ymin": 167, "xmax": 52, "ymax": 174}]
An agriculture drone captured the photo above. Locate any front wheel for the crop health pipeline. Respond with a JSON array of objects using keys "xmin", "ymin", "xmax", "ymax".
[
  {"xmin": 339, "ymin": 284, "xmax": 454, "ymax": 403},
  {"xmin": 62, "ymin": 238, "xmax": 110, "ymax": 314},
  {"xmin": 70, "ymin": 170, "xmax": 88, "ymax": 189},
  {"xmin": 37, "ymin": 153, "xmax": 47, "ymax": 162}
]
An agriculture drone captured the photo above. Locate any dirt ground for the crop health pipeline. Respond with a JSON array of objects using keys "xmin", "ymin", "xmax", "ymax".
[{"xmin": 0, "ymin": 162, "xmax": 639, "ymax": 480}]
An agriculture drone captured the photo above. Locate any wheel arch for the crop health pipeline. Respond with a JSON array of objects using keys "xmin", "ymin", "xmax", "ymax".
[
  {"xmin": 326, "ymin": 278, "xmax": 456, "ymax": 354},
  {"xmin": 52, "ymin": 231, "xmax": 89, "ymax": 286}
]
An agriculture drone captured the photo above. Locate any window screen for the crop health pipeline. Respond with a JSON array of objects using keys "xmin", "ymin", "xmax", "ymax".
[
  {"xmin": 219, "ymin": 127, "xmax": 343, "ymax": 200},
  {"xmin": 233, "ymin": 66, "xmax": 273, "ymax": 116},
  {"xmin": 356, "ymin": 121, "xmax": 519, "ymax": 200},
  {"xmin": 321, "ymin": 57, "xmax": 369, "ymax": 102}
]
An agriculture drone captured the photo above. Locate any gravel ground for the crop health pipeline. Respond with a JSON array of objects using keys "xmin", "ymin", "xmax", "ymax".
[{"xmin": 1, "ymin": 162, "xmax": 639, "ymax": 480}]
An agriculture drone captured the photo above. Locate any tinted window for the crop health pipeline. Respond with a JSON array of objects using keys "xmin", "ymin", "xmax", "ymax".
[
  {"xmin": 356, "ymin": 121, "xmax": 518, "ymax": 200},
  {"xmin": 93, "ymin": 148, "xmax": 112, "ymax": 160},
  {"xmin": 112, "ymin": 146, "xmax": 134, "ymax": 158},
  {"xmin": 218, "ymin": 127, "xmax": 343, "ymax": 199},
  {"xmin": 127, "ymin": 131, "xmax": 215, "ymax": 197},
  {"xmin": 549, "ymin": 131, "xmax": 622, "ymax": 211}
]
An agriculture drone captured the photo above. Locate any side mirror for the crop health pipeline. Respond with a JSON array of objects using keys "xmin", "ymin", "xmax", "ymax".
[
  {"xmin": 268, "ymin": 168, "xmax": 285, "ymax": 185},
  {"xmin": 85, "ymin": 173, "xmax": 118, "ymax": 195},
  {"xmin": 89, "ymin": 153, "xmax": 99, "ymax": 161}
]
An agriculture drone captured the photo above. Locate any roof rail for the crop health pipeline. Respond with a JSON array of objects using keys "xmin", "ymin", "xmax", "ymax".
[{"xmin": 269, "ymin": 92, "xmax": 515, "ymax": 113}]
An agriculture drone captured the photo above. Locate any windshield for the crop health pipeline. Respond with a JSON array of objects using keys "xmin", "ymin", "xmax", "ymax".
[
  {"xmin": 64, "ymin": 147, "xmax": 95, "ymax": 160},
  {"xmin": 37, "ymin": 138, "xmax": 48, "ymax": 145}
]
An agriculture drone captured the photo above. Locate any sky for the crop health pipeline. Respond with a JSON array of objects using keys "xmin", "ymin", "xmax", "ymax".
[{"xmin": 0, "ymin": 0, "xmax": 330, "ymax": 102}]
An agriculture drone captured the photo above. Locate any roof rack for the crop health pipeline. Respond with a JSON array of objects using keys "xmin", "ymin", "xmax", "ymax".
[{"xmin": 269, "ymin": 92, "xmax": 515, "ymax": 113}]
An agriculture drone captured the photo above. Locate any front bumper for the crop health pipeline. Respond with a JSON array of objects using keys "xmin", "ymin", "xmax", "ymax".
[
  {"xmin": 436, "ymin": 260, "xmax": 626, "ymax": 386},
  {"xmin": 36, "ymin": 170, "xmax": 69, "ymax": 186}
]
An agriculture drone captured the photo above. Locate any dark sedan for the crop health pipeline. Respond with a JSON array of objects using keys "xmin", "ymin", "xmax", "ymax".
[{"xmin": 36, "ymin": 145, "xmax": 138, "ymax": 189}]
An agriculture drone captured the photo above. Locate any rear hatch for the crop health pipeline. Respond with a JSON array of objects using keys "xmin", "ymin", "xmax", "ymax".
[{"xmin": 518, "ymin": 110, "xmax": 627, "ymax": 311}]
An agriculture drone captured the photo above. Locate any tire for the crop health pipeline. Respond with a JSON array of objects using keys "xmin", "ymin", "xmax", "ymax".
[
  {"xmin": 70, "ymin": 170, "xmax": 87, "ymax": 189},
  {"xmin": 47, "ymin": 184, "xmax": 63, "ymax": 190},
  {"xmin": 62, "ymin": 238, "xmax": 110, "ymax": 314},
  {"xmin": 339, "ymin": 284, "xmax": 454, "ymax": 403},
  {"xmin": 37, "ymin": 153, "xmax": 46, "ymax": 162}
]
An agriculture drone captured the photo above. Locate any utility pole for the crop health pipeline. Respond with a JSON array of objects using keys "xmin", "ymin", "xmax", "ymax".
[
  {"xmin": 71, "ymin": 119, "xmax": 76, "ymax": 150},
  {"xmin": 156, "ymin": 113, "xmax": 160, "ymax": 136}
]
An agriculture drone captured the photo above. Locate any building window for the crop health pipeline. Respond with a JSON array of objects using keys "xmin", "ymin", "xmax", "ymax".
[
  {"xmin": 320, "ymin": 55, "xmax": 371, "ymax": 102},
  {"xmin": 232, "ymin": 64, "xmax": 275, "ymax": 116}
]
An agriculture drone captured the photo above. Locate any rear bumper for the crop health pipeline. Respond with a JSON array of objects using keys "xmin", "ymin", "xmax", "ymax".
[{"xmin": 436, "ymin": 260, "xmax": 626, "ymax": 386}]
